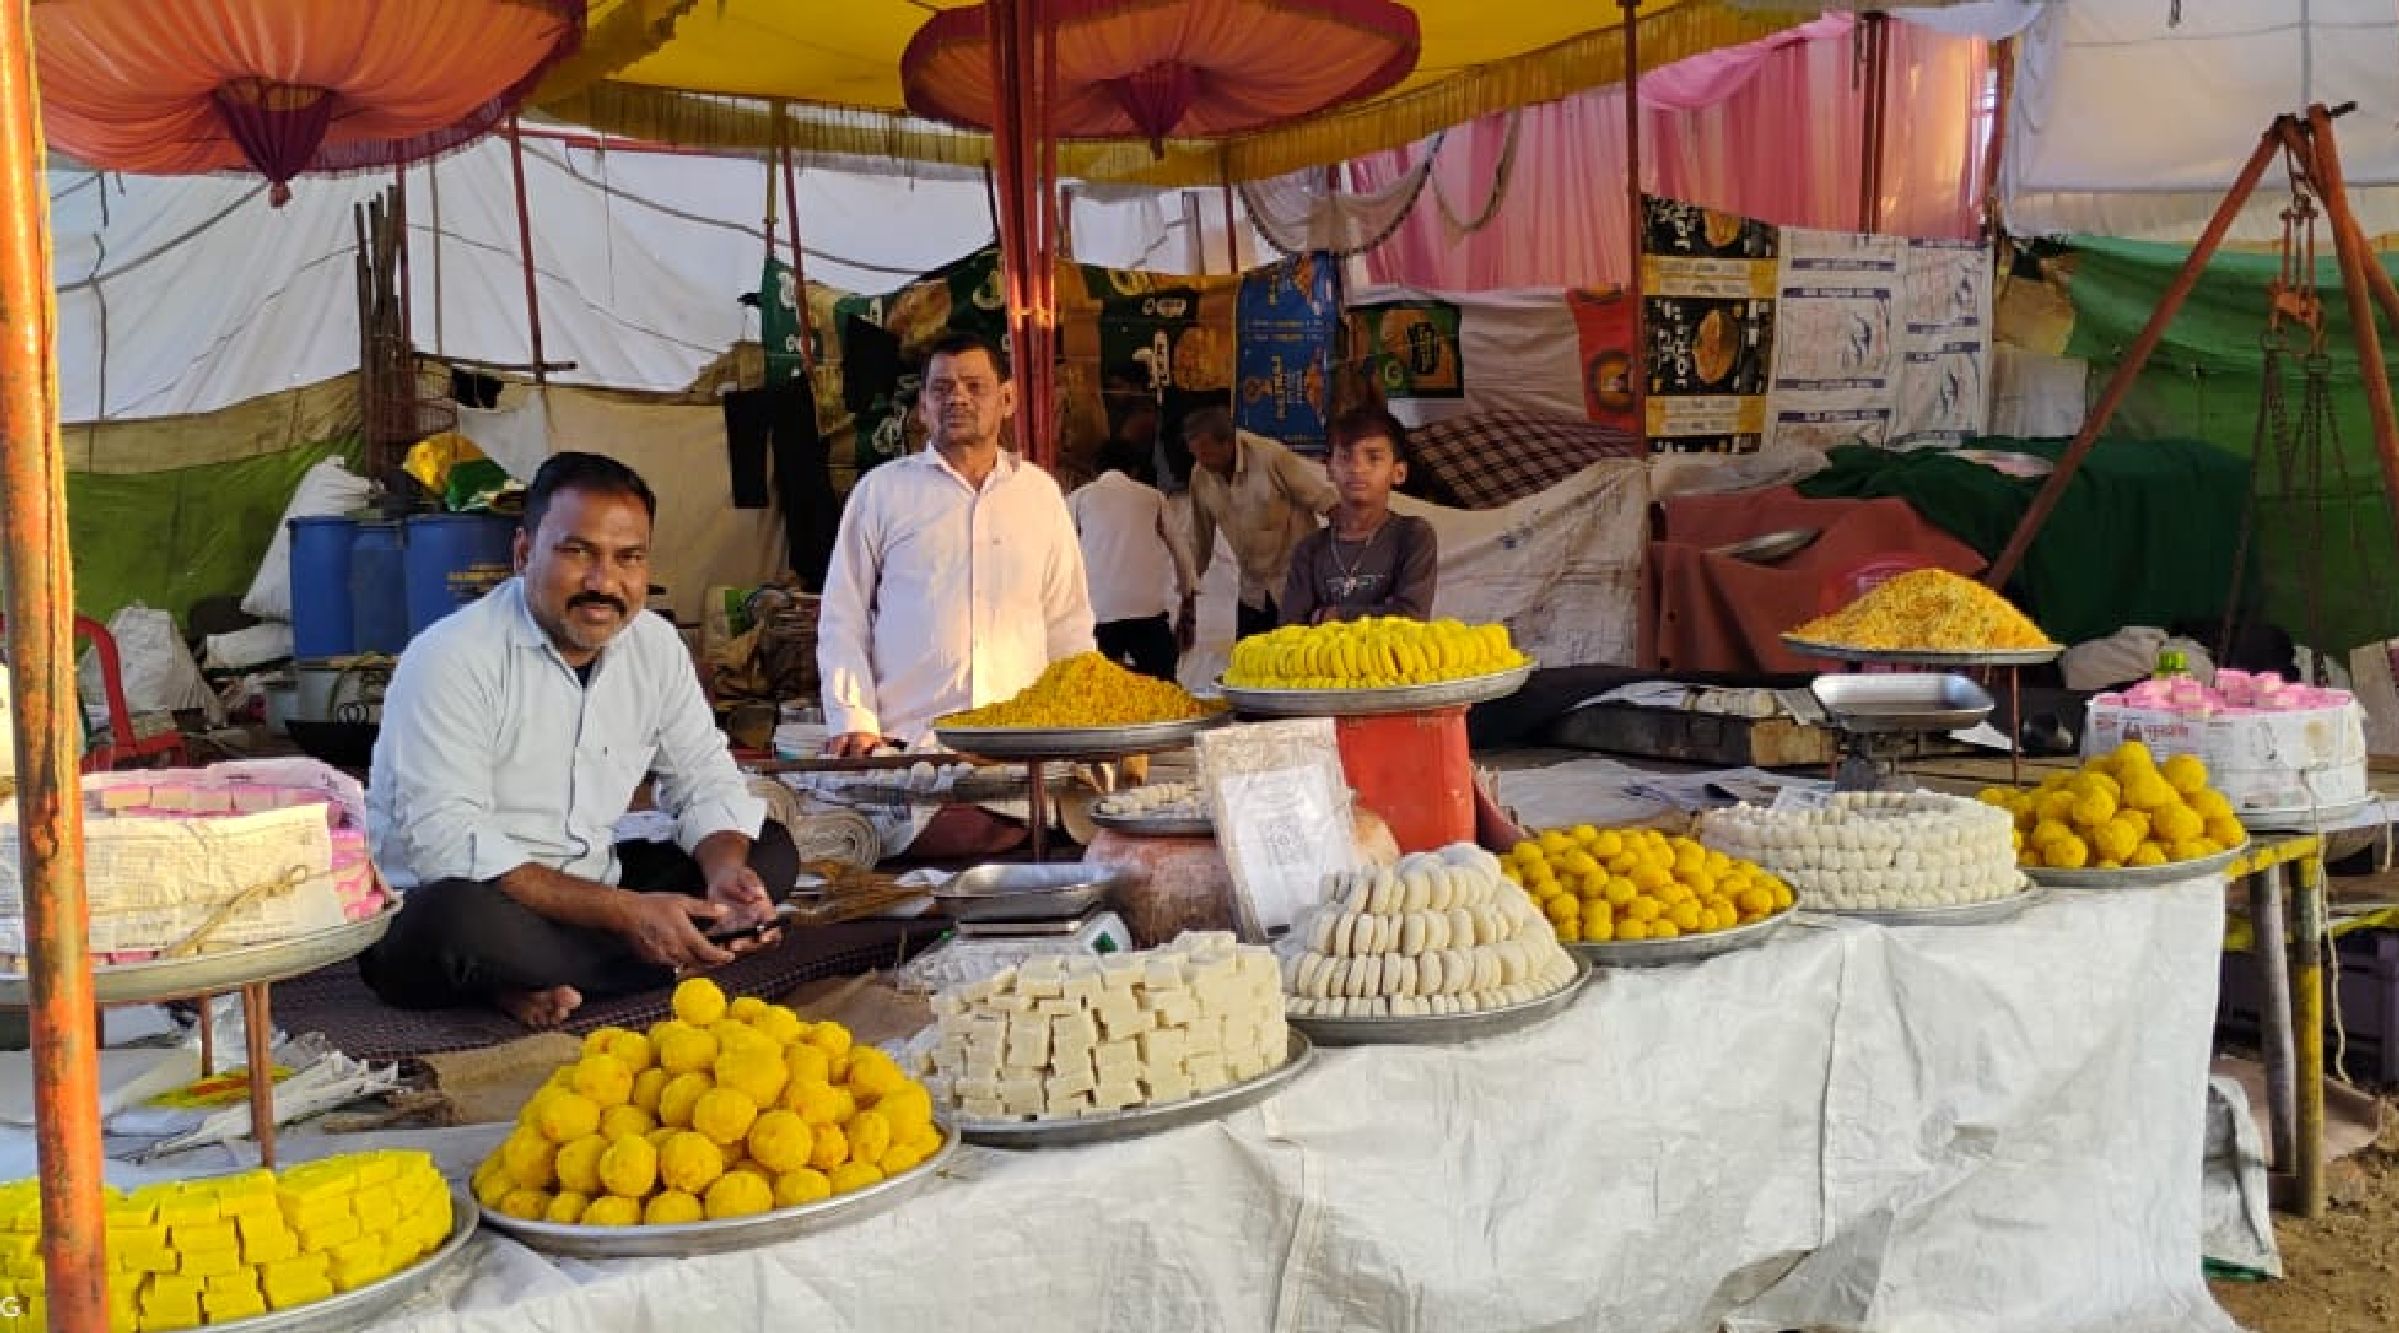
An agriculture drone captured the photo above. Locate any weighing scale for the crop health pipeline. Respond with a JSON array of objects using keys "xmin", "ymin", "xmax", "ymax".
[
  {"xmin": 900, "ymin": 862, "xmax": 1139, "ymax": 991},
  {"xmin": 1807, "ymin": 673, "xmax": 1995, "ymax": 792}
]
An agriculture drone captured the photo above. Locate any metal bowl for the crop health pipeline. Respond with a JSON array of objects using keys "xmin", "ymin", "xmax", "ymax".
[
  {"xmin": 1710, "ymin": 528, "xmax": 1821, "ymax": 564},
  {"xmin": 1809, "ymin": 672, "xmax": 1994, "ymax": 734}
]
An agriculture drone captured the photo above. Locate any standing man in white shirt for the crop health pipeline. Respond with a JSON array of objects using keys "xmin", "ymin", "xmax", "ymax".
[
  {"xmin": 362, "ymin": 453, "xmax": 789, "ymax": 1030},
  {"xmin": 1184, "ymin": 407, "xmax": 1338, "ymax": 641},
  {"xmin": 1068, "ymin": 439, "xmax": 1197, "ymax": 683},
  {"xmin": 817, "ymin": 332, "xmax": 1097, "ymax": 756}
]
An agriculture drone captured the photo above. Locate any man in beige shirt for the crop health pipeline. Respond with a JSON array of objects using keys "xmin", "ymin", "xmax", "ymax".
[{"xmin": 1185, "ymin": 407, "xmax": 1338, "ymax": 640}]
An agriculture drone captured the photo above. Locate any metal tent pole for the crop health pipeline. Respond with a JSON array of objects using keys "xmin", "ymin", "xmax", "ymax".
[{"xmin": 0, "ymin": 2, "xmax": 109, "ymax": 1327}]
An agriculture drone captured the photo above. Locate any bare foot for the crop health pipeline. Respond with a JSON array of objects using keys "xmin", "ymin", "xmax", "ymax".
[{"xmin": 496, "ymin": 985, "xmax": 582, "ymax": 1030}]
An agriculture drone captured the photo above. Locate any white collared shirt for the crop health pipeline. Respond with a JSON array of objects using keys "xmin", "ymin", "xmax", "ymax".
[
  {"xmin": 366, "ymin": 578, "xmax": 766, "ymax": 890},
  {"xmin": 1067, "ymin": 470, "xmax": 1196, "ymax": 623},
  {"xmin": 817, "ymin": 447, "xmax": 1097, "ymax": 744}
]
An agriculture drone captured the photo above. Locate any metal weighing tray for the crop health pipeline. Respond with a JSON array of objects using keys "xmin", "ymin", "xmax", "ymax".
[
  {"xmin": 482, "ymin": 1126, "xmax": 958, "ymax": 1259},
  {"xmin": 2239, "ymin": 797, "xmax": 2377, "ymax": 833},
  {"xmin": 1782, "ymin": 637, "xmax": 2062, "ymax": 667},
  {"xmin": 933, "ymin": 715, "xmax": 1223, "ymax": 760},
  {"xmin": 934, "ymin": 862, "xmax": 1137, "ymax": 924},
  {"xmin": 1218, "ymin": 662, "xmax": 1535, "ymax": 718},
  {"xmin": 0, "ymin": 908, "xmax": 397, "ymax": 1007},
  {"xmin": 1570, "ymin": 909, "xmax": 1792, "ymax": 968},
  {"xmin": 1810, "ymin": 672, "xmax": 1994, "ymax": 734},
  {"xmin": 957, "ymin": 1032, "xmax": 1314, "ymax": 1148},
  {"xmin": 1289, "ymin": 955, "xmax": 1590, "ymax": 1046},
  {"xmin": 1822, "ymin": 886, "xmax": 2044, "ymax": 926},
  {"xmin": 2026, "ymin": 840, "xmax": 2250, "ymax": 889},
  {"xmin": 213, "ymin": 1188, "xmax": 478, "ymax": 1333}
]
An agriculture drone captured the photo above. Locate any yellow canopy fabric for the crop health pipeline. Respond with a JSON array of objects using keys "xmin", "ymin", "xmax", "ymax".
[{"xmin": 535, "ymin": 0, "xmax": 1800, "ymax": 185}]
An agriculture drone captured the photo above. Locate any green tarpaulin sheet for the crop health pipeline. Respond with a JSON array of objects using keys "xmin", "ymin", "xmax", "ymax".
[
  {"xmin": 1797, "ymin": 436, "xmax": 2248, "ymax": 647},
  {"xmin": 2062, "ymin": 237, "xmax": 2399, "ymax": 652},
  {"xmin": 64, "ymin": 438, "xmax": 356, "ymax": 633}
]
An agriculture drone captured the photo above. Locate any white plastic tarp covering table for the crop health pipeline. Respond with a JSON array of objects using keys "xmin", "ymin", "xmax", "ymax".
[{"xmin": 386, "ymin": 882, "xmax": 2236, "ymax": 1333}]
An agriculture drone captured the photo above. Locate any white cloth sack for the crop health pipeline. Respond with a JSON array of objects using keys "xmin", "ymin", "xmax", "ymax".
[
  {"xmin": 240, "ymin": 458, "xmax": 369, "ymax": 621},
  {"xmin": 80, "ymin": 604, "xmax": 221, "ymax": 725},
  {"xmin": 201, "ymin": 621, "xmax": 294, "ymax": 671},
  {"xmin": 455, "ymin": 387, "xmax": 553, "ymax": 483}
]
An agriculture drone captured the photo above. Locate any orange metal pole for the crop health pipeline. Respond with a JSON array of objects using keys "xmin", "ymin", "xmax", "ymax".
[
  {"xmin": 506, "ymin": 117, "xmax": 547, "ymax": 387},
  {"xmin": 1985, "ymin": 121, "xmax": 2285, "ymax": 589},
  {"xmin": 0, "ymin": 2, "xmax": 110, "ymax": 1327}
]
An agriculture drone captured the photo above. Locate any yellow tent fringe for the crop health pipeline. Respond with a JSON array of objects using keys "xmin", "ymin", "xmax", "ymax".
[{"xmin": 537, "ymin": 0, "xmax": 1801, "ymax": 186}]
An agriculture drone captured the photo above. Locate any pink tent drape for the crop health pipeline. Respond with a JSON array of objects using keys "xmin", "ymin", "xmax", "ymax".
[{"xmin": 1351, "ymin": 15, "xmax": 1991, "ymax": 290}]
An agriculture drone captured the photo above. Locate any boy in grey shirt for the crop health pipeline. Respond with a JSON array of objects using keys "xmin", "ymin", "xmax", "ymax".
[{"xmin": 1281, "ymin": 406, "xmax": 1438, "ymax": 625}]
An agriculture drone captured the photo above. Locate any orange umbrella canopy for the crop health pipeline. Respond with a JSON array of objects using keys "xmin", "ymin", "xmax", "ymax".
[
  {"xmin": 36, "ymin": 0, "xmax": 585, "ymax": 202},
  {"xmin": 901, "ymin": 0, "xmax": 1419, "ymax": 153}
]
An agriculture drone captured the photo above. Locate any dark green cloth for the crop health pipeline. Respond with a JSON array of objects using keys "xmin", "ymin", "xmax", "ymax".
[{"xmin": 1796, "ymin": 436, "xmax": 2250, "ymax": 646}]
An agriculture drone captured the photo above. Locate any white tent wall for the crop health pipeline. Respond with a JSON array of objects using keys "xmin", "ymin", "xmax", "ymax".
[
  {"xmin": 2003, "ymin": 0, "xmax": 2399, "ymax": 242},
  {"xmin": 52, "ymin": 136, "xmax": 1268, "ymax": 427}
]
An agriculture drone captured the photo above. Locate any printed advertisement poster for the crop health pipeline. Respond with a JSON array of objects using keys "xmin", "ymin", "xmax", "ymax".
[
  {"xmin": 1640, "ymin": 196, "xmax": 1779, "ymax": 454},
  {"xmin": 1235, "ymin": 252, "xmax": 1340, "ymax": 454},
  {"xmin": 1763, "ymin": 229, "xmax": 1990, "ymax": 452},
  {"xmin": 1567, "ymin": 285, "xmax": 1637, "ymax": 432}
]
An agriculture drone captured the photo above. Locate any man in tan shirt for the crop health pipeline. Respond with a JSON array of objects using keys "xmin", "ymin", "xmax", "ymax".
[{"xmin": 1185, "ymin": 407, "xmax": 1338, "ymax": 640}]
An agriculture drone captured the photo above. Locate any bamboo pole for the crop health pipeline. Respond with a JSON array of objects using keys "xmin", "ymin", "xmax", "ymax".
[
  {"xmin": 0, "ymin": 2, "xmax": 109, "ymax": 1326},
  {"xmin": 506, "ymin": 117, "xmax": 548, "ymax": 387},
  {"xmin": 1220, "ymin": 159, "xmax": 1241, "ymax": 275},
  {"xmin": 1857, "ymin": 12, "xmax": 1889, "ymax": 233},
  {"xmin": 2306, "ymin": 103, "xmax": 2399, "ymax": 552},
  {"xmin": 1622, "ymin": 0, "xmax": 1646, "ymax": 438},
  {"xmin": 2248, "ymin": 863, "xmax": 2298, "ymax": 1175},
  {"xmin": 2291, "ymin": 853, "xmax": 2327, "ymax": 1218},
  {"xmin": 1985, "ymin": 122, "xmax": 2286, "ymax": 589},
  {"xmin": 773, "ymin": 103, "xmax": 817, "ymax": 373}
]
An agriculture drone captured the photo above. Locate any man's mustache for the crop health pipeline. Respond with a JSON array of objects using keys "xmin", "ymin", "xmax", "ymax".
[{"xmin": 569, "ymin": 594, "xmax": 627, "ymax": 615}]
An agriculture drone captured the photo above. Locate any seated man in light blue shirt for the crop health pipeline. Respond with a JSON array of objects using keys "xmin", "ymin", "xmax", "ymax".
[{"xmin": 360, "ymin": 453, "xmax": 793, "ymax": 1029}]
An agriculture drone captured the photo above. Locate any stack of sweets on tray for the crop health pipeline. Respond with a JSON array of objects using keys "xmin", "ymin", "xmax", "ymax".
[{"xmin": 919, "ymin": 932, "xmax": 1288, "ymax": 1120}]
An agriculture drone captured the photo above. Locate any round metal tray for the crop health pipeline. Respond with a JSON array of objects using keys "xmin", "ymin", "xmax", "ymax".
[
  {"xmin": 481, "ymin": 1124, "xmax": 959, "ymax": 1258},
  {"xmin": 1569, "ymin": 909, "xmax": 1791, "ymax": 968},
  {"xmin": 1712, "ymin": 528, "xmax": 1820, "ymax": 564},
  {"xmin": 212, "ymin": 1186, "xmax": 478, "ymax": 1333},
  {"xmin": 934, "ymin": 714, "xmax": 1223, "ymax": 760},
  {"xmin": 1781, "ymin": 637, "xmax": 2061, "ymax": 667},
  {"xmin": 1217, "ymin": 663, "xmax": 1535, "ymax": 718},
  {"xmin": 2024, "ymin": 840, "xmax": 2251, "ymax": 889},
  {"xmin": 1289, "ymin": 954, "xmax": 1589, "ymax": 1046},
  {"xmin": 957, "ymin": 1032, "xmax": 1314, "ymax": 1148},
  {"xmin": 1819, "ymin": 886, "xmax": 2044, "ymax": 926},
  {"xmin": 1089, "ymin": 807, "xmax": 1216, "ymax": 838},
  {"xmin": 0, "ymin": 908, "xmax": 397, "ymax": 1007},
  {"xmin": 2239, "ymin": 797, "xmax": 2377, "ymax": 833}
]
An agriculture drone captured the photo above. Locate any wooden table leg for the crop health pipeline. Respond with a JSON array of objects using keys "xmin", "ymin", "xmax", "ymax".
[
  {"xmin": 2293, "ymin": 852, "xmax": 2327, "ymax": 1218},
  {"xmin": 2250, "ymin": 862, "xmax": 2298, "ymax": 1176},
  {"xmin": 196, "ymin": 992, "xmax": 215, "ymax": 1078},
  {"xmin": 240, "ymin": 982, "xmax": 277, "ymax": 1169},
  {"xmin": 1027, "ymin": 759, "xmax": 1049, "ymax": 864}
]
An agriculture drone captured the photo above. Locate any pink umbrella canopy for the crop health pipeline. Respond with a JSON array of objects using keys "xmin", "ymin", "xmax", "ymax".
[
  {"xmin": 36, "ymin": 0, "xmax": 585, "ymax": 203},
  {"xmin": 903, "ymin": 0, "xmax": 1420, "ymax": 154}
]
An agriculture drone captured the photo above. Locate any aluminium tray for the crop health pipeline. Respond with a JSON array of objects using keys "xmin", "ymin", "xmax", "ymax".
[
  {"xmin": 2025, "ymin": 840, "xmax": 2251, "ymax": 889},
  {"xmin": 212, "ymin": 1187, "xmax": 477, "ymax": 1333},
  {"xmin": 1288, "ymin": 954, "xmax": 1589, "ymax": 1046},
  {"xmin": 1569, "ymin": 908, "xmax": 1792, "ymax": 968},
  {"xmin": 1217, "ymin": 663, "xmax": 1534, "ymax": 718},
  {"xmin": 481, "ymin": 1125, "xmax": 958, "ymax": 1259},
  {"xmin": 1821, "ymin": 885, "xmax": 2045, "ymax": 926},
  {"xmin": 956, "ymin": 1032, "xmax": 1314, "ymax": 1148},
  {"xmin": 1781, "ymin": 637, "xmax": 2062, "ymax": 667},
  {"xmin": 2238, "ymin": 797, "xmax": 2377, "ymax": 833},
  {"xmin": 1088, "ymin": 807, "xmax": 1216, "ymax": 839},
  {"xmin": 1810, "ymin": 672, "xmax": 1993, "ymax": 734},
  {"xmin": 0, "ymin": 908, "xmax": 397, "ymax": 1008},
  {"xmin": 933, "ymin": 714, "xmax": 1222, "ymax": 760},
  {"xmin": 932, "ymin": 862, "xmax": 1136, "ymax": 924}
]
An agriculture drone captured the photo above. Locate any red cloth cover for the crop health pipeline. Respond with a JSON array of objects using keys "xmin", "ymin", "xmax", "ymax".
[{"xmin": 1641, "ymin": 487, "xmax": 1985, "ymax": 674}]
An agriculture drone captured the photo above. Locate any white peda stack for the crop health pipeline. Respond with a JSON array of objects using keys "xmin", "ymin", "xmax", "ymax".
[{"xmin": 1698, "ymin": 791, "xmax": 2021, "ymax": 911}]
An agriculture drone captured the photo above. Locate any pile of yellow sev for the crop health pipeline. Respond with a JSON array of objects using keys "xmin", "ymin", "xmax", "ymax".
[
  {"xmin": 1788, "ymin": 569, "xmax": 2055, "ymax": 652},
  {"xmin": 939, "ymin": 652, "xmax": 1215, "ymax": 729}
]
